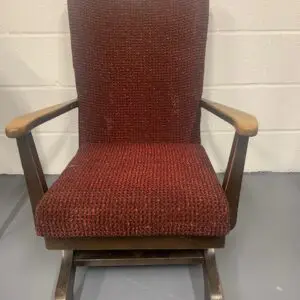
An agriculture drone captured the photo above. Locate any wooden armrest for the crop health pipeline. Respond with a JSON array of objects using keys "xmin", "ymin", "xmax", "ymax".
[
  {"xmin": 5, "ymin": 99, "xmax": 78, "ymax": 138},
  {"xmin": 201, "ymin": 99, "xmax": 258, "ymax": 229},
  {"xmin": 201, "ymin": 99, "xmax": 258, "ymax": 136}
]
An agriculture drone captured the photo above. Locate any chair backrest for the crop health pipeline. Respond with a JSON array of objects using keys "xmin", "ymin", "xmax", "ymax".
[{"xmin": 68, "ymin": 0, "xmax": 209, "ymax": 144}]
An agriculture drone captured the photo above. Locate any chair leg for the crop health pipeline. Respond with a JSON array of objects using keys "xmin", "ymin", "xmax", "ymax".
[
  {"xmin": 55, "ymin": 250, "xmax": 76, "ymax": 300},
  {"xmin": 203, "ymin": 249, "xmax": 224, "ymax": 300}
]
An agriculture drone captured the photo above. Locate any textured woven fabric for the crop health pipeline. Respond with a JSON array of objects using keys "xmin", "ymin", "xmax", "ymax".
[
  {"xmin": 68, "ymin": 0, "xmax": 208, "ymax": 144},
  {"xmin": 36, "ymin": 144, "xmax": 230, "ymax": 238},
  {"xmin": 35, "ymin": 1, "xmax": 230, "ymax": 239}
]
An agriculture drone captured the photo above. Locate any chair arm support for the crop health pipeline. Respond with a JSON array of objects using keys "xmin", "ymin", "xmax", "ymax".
[
  {"xmin": 201, "ymin": 99, "xmax": 258, "ymax": 229},
  {"xmin": 222, "ymin": 133, "xmax": 249, "ymax": 229},
  {"xmin": 201, "ymin": 99, "xmax": 258, "ymax": 137},
  {"xmin": 5, "ymin": 99, "xmax": 79, "ymax": 138},
  {"xmin": 6, "ymin": 99, "xmax": 78, "ymax": 215},
  {"xmin": 17, "ymin": 133, "xmax": 48, "ymax": 215}
]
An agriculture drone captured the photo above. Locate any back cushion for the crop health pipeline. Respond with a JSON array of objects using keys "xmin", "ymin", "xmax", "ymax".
[{"xmin": 68, "ymin": 0, "xmax": 209, "ymax": 144}]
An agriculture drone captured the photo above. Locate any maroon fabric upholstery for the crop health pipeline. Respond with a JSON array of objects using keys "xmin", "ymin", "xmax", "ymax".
[
  {"xmin": 68, "ymin": 0, "xmax": 208, "ymax": 144},
  {"xmin": 36, "ymin": 144, "xmax": 230, "ymax": 238},
  {"xmin": 35, "ymin": 0, "xmax": 231, "ymax": 239}
]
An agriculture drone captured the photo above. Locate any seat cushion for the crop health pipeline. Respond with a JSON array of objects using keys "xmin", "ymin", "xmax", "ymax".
[{"xmin": 35, "ymin": 144, "xmax": 230, "ymax": 238}]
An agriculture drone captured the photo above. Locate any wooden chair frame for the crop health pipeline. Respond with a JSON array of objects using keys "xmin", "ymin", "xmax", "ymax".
[{"xmin": 6, "ymin": 98, "xmax": 258, "ymax": 300}]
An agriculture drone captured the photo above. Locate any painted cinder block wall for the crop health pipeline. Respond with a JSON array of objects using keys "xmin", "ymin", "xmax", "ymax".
[{"xmin": 1, "ymin": 0, "xmax": 299, "ymax": 174}]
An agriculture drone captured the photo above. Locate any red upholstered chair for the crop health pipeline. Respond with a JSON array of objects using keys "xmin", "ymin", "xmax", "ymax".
[{"xmin": 6, "ymin": 0, "xmax": 258, "ymax": 299}]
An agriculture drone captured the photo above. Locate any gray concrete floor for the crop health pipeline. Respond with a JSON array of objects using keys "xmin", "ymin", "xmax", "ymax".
[{"xmin": 0, "ymin": 174, "xmax": 299, "ymax": 300}]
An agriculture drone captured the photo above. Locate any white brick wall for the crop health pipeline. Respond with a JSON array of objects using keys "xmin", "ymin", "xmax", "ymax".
[{"xmin": 1, "ymin": 0, "xmax": 300, "ymax": 173}]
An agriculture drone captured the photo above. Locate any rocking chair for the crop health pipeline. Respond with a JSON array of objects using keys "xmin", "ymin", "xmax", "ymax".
[{"xmin": 5, "ymin": 0, "xmax": 258, "ymax": 299}]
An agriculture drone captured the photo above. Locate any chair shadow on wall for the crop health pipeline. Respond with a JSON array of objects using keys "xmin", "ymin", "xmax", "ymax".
[
  {"xmin": 202, "ymin": 11, "xmax": 232, "ymax": 179},
  {"xmin": 0, "ymin": 22, "xmax": 76, "ymax": 238},
  {"xmin": 0, "ymin": 72, "xmax": 73, "ymax": 173}
]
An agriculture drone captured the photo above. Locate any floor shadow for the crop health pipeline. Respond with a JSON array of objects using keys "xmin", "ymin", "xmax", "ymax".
[
  {"xmin": 0, "ymin": 177, "xmax": 27, "ymax": 239},
  {"xmin": 74, "ymin": 267, "xmax": 88, "ymax": 300},
  {"xmin": 189, "ymin": 265, "xmax": 205, "ymax": 300}
]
